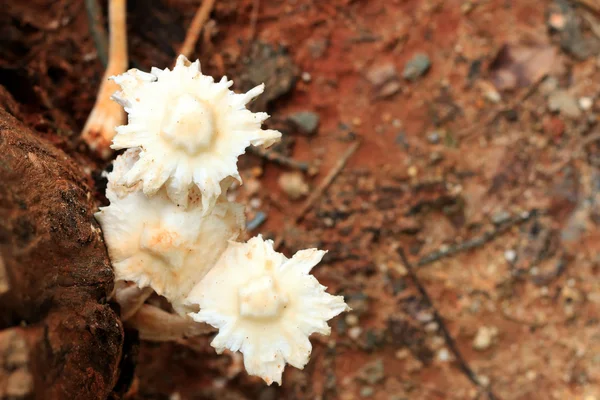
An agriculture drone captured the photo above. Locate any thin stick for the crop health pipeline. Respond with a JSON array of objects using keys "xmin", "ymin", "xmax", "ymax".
[
  {"xmin": 296, "ymin": 140, "xmax": 360, "ymax": 223},
  {"xmin": 274, "ymin": 140, "xmax": 360, "ymax": 249},
  {"xmin": 178, "ymin": 0, "xmax": 217, "ymax": 60},
  {"xmin": 460, "ymin": 75, "xmax": 545, "ymax": 140},
  {"xmin": 84, "ymin": 0, "xmax": 109, "ymax": 67},
  {"xmin": 417, "ymin": 210, "xmax": 537, "ymax": 267},
  {"xmin": 398, "ymin": 248, "xmax": 498, "ymax": 400},
  {"xmin": 249, "ymin": 146, "xmax": 311, "ymax": 172}
]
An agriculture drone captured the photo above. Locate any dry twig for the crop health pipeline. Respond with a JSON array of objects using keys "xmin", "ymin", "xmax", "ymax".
[
  {"xmin": 249, "ymin": 146, "xmax": 312, "ymax": 172},
  {"xmin": 178, "ymin": 0, "xmax": 217, "ymax": 60},
  {"xmin": 398, "ymin": 249, "xmax": 498, "ymax": 400},
  {"xmin": 417, "ymin": 210, "xmax": 537, "ymax": 267},
  {"xmin": 460, "ymin": 76, "xmax": 546, "ymax": 141},
  {"xmin": 274, "ymin": 140, "xmax": 360, "ymax": 249}
]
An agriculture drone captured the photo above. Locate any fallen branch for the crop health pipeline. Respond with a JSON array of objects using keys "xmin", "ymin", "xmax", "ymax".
[
  {"xmin": 398, "ymin": 249, "xmax": 498, "ymax": 400},
  {"xmin": 178, "ymin": 0, "xmax": 217, "ymax": 60},
  {"xmin": 417, "ymin": 210, "xmax": 538, "ymax": 267}
]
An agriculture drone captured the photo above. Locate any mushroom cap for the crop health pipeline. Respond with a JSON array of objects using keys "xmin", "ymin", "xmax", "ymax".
[
  {"xmin": 187, "ymin": 235, "xmax": 349, "ymax": 385},
  {"xmin": 109, "ymin": 55, "xmax": 281, "ymax": 211},
  {"xmin": 96, "ymin": 152, "xmax": 245, "ymax": 312}
]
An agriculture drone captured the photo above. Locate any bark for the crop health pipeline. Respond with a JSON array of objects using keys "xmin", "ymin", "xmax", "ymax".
[{"xmin": 0, "ymin": 88, "xmax": 123, "ymax": 399}]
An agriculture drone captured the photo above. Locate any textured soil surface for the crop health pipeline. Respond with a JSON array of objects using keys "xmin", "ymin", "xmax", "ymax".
[{"xmin": 2, "ymin": 0, "xmax": 600, "ymax": 399}]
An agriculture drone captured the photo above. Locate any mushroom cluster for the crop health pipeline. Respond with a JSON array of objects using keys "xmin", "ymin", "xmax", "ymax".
[{"xmin": 96, "ymin": 55, "xmax": 348, "ymax": 385}]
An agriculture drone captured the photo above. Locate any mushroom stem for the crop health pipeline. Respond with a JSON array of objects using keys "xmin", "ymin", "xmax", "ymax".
[
  {"xmin": 81, "ymin": 0, "xmax": 128, "ymax": 159},
  {"xmin": 114, "ymin": 283, "xmax": 154, "ymax": 321},
  {"xmin": 126, "ymin": 304, "xmax": 214, "ymax": 342}
]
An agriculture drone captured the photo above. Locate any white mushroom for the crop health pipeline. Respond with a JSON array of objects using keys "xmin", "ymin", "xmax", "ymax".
[
  {"xmin": 109, "ymin": 55, "xmax": 281, "ymax": 210},
  {"xmin": 187, "ymin": 235, "xmax": 349, "ymax": 385},
  {"xmin": 96, "ymin": 153, "xmax": 245, "ymax": 313}
]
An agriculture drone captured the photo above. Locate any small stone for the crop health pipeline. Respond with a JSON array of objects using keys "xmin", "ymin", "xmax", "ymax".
[
  {"xmin": 491, "ymin": 210, "xmax": 511, "ymax": 225},
  {"xmin": 539, "ymin": 76, "xmax": 559, "ymax": 95},
  {"xmin": 348, "ymin": 326, "xmax": 363, "ymax": 340},
  {"xmin": 548, "ymin": 12, "xmax": 566, "ymax": 30},
  {"xmin": 346, "ymin": 314, "xmax": 359, "ymax": 326},
  {"xmin": 395, "ymin": 349, "xmax": 409, "ymax": 359},
  {"xmin": 427, "ymin": 130, "xmax": 441, "ymax": 144},
  {"xmin": 403, "ymin": 53, "xmax": 431, "ymax": 81},
  {"xmin": 478, "ymin": 375, "xmax": 490, "ymax": 387},
  {"xmin": 504, "ymin": 249, "xmax": 517, "ymax": 263},
  {"xmin": 526, "ymin": 370, "xmax": 537, "ymax": 381},
  {"xmin": 473, "ymin": 326, "xmax": 498, "ymax": 351},
  {"xmin": 579, "ymin": 97, "xmax": 593, "ymax": 111},
  {"xmin": 357, "ymin": 359, "xmax": 385, "ymax": 385},
  {"xmin": 360, "ymin": 387, "xmax": 374, "ymax": 398},
  {"xmin": 288, "ymin": 111, "xmax": 320, "ymax": 135},
  {"xmin": 437, "ymin": 348, "xmax": 451, "ymax": 362},
  {"xmin": 366, "ymin": 63, "xmax": 399, "ymax": 90},
  {"xmin": 548, "ymin": 90, "xmax": 582, "ymax": 118},
  {"xmin": 424, "ymin": 322, "xmax": 439, "ymax": 332},
  {"xmin": 301, "ymin": 72, "xmax": 312, "ymax": 82},
  {"xmin": 249, "ymin": 197, "xmax": 262, "ymax": 209},
  {"xmin": 408, "ymin": 166, "xmax": 418, "ymax": 177},
  {"xmin": 278, "ymin": 172, "xmax": 309, "ymax": 200},
  {"xmin": 246, "ymin": 211, "xmax": 267, "ymax": 231}
]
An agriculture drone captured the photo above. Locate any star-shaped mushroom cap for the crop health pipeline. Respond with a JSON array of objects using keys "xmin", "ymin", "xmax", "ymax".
[
  {"xmin": 109, "ymin": 55, "xmax": 281, "ymax": 210},
  {"xmin": 96, "ymin": 151, "xmax": 245, "ymax": 313},
  {"xmin": 187, "ymin": 235, "xmax": 349, "ymax": 385}
]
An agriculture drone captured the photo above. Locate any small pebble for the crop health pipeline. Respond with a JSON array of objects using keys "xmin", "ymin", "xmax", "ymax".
[
  {"xmin": 278, "ymin": 172, "xmax": 309, "ymax": 200},
  {"xmin": 246, "ymin": 211, "xmax": 267, "ymax": 231},
  {"xmin": 548, "ymin": 90, "xmax": 582, "ymax": 118},
  {"xmin": 288, "ymin": 111, "xmax": 320, "ymax": 135},
  {"xmin": 346, "ymin": 314, "xmax": 359, "ymax": 326},
  {"xmin": 348, "ymin": 326, "xmax": 363, "ymax": 340},
  {"xmin": 427, "ymin": 131, "xmax": 441, "ymax": 144},
  {"xmin": 491, "ymin": 210, "xmax": 511, "ymax": 225},
  {"xmin": 403, "ymin": 53, "xmax": 431, "ymax": 81},
  {"xmin": 579, "ymin": 97, "xmax": 593, "ymax": 111},
  {"xmin": 504, "ymin": 249, "xmax": 517, "ymax": 263},
  {"xmin": 301, "ymin": 71, "xmax": 312, "ymax": 82},
  {"xmin": 473, "ymin": 326, "xmax": 498, "ymax": 351},
  {"xmin": 249, "ymin": 197, "xmax": 262, "ymax": 209},
  {"xmin": 407, "ymin": 166, "xmax": 418, "ymax": 177},
  {"xmin": 360, "ymin": 387, "xmax": 374, "ymax": 398},
  {"xmin": 437, "ymin": 348, "xmax": 451, "ymax": 362}
]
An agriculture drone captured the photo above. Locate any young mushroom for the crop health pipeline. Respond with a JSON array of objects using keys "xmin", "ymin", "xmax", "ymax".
[
  {"xmin": 96, "ymin": 150, "xmax": 245, "ymax": 313},
  {"xmin": 109, "ymin": 55, "xmax": 281, "ymax": 210},
  {"xmin": 187, "ymin": 235, "xmax": 349, "ymax": 385}
]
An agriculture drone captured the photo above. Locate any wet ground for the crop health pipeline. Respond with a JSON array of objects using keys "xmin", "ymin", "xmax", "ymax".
[{"xmin": 2, "ymin": 0, "xmax": 600, "ymax": 399}]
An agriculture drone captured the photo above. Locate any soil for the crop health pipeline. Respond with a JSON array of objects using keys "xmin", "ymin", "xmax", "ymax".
[{"xmin": 1, "ymin": 0, "xmax": 600, "ymax": 399}]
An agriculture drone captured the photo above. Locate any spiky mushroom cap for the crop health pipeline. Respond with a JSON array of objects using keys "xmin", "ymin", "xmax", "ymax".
[
  {"xmin": 110, "ymin": 55, "xmax": 281, "ymax": 210},
  {"xmin": 187, "ymin": 235, "xmax": 349, "ymax": 385}
]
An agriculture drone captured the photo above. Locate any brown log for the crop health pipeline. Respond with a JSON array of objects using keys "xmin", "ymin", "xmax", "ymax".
[{"xmin": 0, "ymin": 88, "xmax": 123, "ymax": 399}]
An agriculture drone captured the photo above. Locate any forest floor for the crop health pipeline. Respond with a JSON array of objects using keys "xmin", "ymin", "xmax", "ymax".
[{"xmin": 2, "ymin": 0, "xmax": 600, "ymax": 399}]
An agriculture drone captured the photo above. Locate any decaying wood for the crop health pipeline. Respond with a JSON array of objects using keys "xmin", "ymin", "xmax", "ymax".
[{"xmin": 0, "ymin": 90, "xmax": 123, "ymax": 399}]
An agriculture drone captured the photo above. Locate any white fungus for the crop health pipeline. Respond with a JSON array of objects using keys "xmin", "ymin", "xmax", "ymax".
[
  {"xmin": 96, "ymin": 153, "xmax": 245, "ymax": 312},
  {"xmin": 109, "ymin": 55, "xmax": 281, "ymax": 210},
  {"xmin": 187, "ymin": 235, "xmax": 349, "ymax": 385}
]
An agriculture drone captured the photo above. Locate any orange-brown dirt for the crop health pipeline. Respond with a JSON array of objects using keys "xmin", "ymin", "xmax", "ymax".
[{"xmin": 1, "ymin": 0, "xmax": 600, "ymax": 399}]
